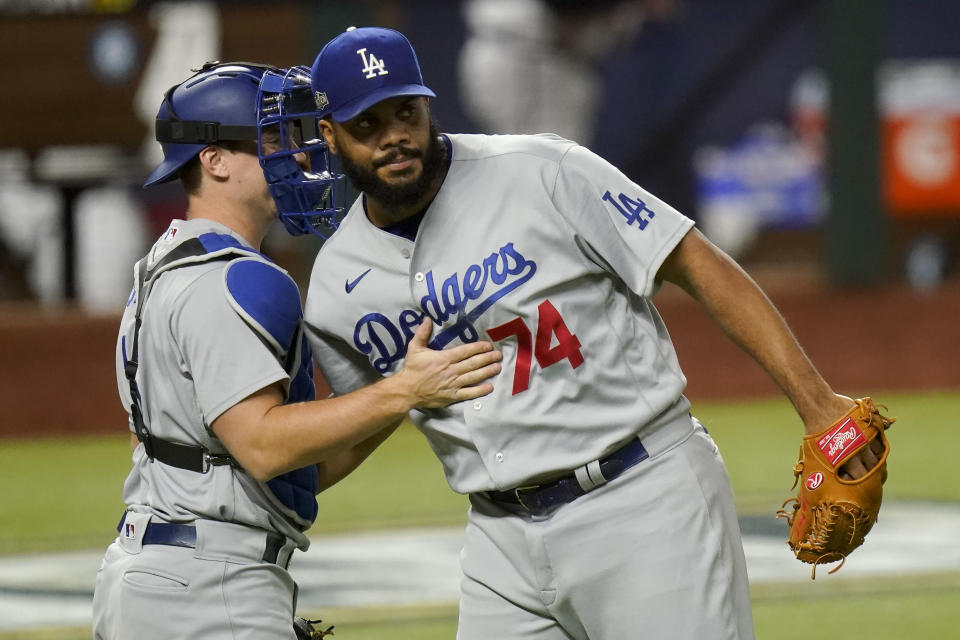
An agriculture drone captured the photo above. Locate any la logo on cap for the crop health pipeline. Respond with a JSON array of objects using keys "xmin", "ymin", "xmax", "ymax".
[{"xmin": 357, "ymin": 47, "xmax": 388, "ymax": 79}]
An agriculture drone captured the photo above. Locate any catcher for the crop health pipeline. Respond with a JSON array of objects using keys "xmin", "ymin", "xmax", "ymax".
[
  {"xmin": 90, "ymin": 62, "xmax": 501, "ymax": 640},
  {"xmin": 779, "ymin": 397, "xmax": 894, "ymax": 578}
]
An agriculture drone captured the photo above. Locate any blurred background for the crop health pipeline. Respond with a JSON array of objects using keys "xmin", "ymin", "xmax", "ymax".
[
  {"xmin": 1, "ymin": 1, "xmax": 959, "ymax": 638},
  {"xmin": 2, "ymin": 0, "xmax": 958, "ymax": 437}
]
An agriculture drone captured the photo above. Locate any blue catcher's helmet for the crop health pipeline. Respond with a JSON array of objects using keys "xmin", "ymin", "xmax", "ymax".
[
  {"xmin": 256, "ymin": 66, "xmax": 345, "ymax": 237},
  {"xmin": 144, "ymin": 61, "xmax": 268, "ymax": 187}
]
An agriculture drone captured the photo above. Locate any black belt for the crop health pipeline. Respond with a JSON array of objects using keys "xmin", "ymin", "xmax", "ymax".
[
  {"xmin": 484, "ymin": 438, "xmax": 649, "ymax": 516},
  {"xmin": 116, "ymin": 513, "xmax": 287, "ymax": 566}
]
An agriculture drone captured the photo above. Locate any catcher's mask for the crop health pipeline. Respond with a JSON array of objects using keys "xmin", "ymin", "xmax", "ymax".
[{"xmin": 257, "ymin": 66, "xmax": 346, "ymax": 237}]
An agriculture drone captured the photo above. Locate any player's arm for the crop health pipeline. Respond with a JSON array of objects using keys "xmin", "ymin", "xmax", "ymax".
[
  {"xmin": 655, "ymin": 228, "xmax": 881, "ymax": 476},
  {"xmin": 212, "ymin": 318, "xmax": 501, "ymax": 482},
  {"xmin": 314, "ymin": 420, "xmax": 401, "ymax": 492}
]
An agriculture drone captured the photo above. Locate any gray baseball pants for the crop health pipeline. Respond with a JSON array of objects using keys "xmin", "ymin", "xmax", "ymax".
[{"xmin": 457, "ymin": 417, "xmax": 755, "ymax": 640}]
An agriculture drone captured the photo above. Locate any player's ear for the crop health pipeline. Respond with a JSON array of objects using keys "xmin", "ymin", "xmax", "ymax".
[
  {"xmin": 318, "ymin": 119, "xmax": 338, "ymax": 155},
  {"xmin": 198, "ymin": 145, "xmax": 230, "ymax": 180}
]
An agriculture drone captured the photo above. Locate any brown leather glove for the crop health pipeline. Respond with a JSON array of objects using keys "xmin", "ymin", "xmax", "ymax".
[{"xmin": 777, "ymin": 397, "xmax": 894, "ymax": 578}]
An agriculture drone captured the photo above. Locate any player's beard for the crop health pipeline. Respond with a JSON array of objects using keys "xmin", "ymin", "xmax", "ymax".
[{"xmin": 338, "ymin": 116, "xmax": 446, "ymax": 215}]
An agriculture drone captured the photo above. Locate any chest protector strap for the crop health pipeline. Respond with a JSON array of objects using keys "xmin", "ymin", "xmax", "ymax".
[{"xmin": 125, "ymin": 235, "xmax": 254, "ymax": 472}]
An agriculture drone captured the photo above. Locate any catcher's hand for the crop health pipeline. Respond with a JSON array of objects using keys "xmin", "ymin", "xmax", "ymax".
[
  {"xmin": 294, "ymin": 617, "xmax": 335, "ymax": 639},
  {"xmin": 776, "ymin": 397, "xmax": 894, "ymax": 578}
]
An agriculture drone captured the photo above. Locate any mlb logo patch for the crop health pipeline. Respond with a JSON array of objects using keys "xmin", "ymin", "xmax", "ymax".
[
  {"xmin": 123, "ymin": 522, "xmax": 136, "ymax": 539},
  {"xmin": 816, "ymin": 418, "xmax": 867, "ymax": 466}
]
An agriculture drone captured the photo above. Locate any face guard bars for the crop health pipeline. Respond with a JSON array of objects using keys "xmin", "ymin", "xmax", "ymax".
[{"xmin": 257, "ymin": 66, "xmax": 346, "ymax": 237}]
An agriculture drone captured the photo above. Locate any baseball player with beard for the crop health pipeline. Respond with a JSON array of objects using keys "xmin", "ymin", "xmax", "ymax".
[
  {"xmin": 301, "ymin": 27, "xmax": 885, "ymax": 640},
  {"xmin": 91, "ymin": 61, "xmax": 501, "ymax": 640}
]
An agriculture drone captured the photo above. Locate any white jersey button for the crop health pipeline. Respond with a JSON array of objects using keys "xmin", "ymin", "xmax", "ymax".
[
  {"xmin": 473, "ymin": 400, "xmax": 482, "ymax": 410},
  {"xmin": 414, "ymin": 272, "xmax": 425, "ymax": 282},
  {"xmin": 401, "ymin": 247, "xmax": 411, "ymax": 259},
  {"xmin": 495, "ymin": 452, "xmax": 504, "ymax": 462}
]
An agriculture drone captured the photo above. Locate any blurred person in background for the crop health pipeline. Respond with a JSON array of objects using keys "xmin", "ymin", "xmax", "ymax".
[
  {"xmin": 459, "ymin": 0, "xmax": 674, "ymax": 145},
  {"xmin": 0, "ymin": 150, "xmax": 63, "ymax": 303}
]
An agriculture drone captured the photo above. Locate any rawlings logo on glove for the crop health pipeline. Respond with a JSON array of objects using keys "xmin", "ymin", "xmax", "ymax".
[
  {"xmin": 818, "ymin": 418, "xmax": 867, "ymax": 465},
  {"xmin": 777, "ymin": 397, "xmax": 894, "ymax": 578},
  {"xmin": 804, "ymin": 472, "xmax": 824, "ymax": 490}
]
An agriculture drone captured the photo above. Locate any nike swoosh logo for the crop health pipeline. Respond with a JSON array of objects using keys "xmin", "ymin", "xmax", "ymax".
[{"xmin": 345, "ymin": 268, "xmax": 372, "ymax": 293}]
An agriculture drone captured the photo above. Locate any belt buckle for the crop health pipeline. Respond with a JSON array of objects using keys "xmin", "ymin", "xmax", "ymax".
[{"xmin": 513, "ymin": 485, "xmax": 540, "ymax": 511}]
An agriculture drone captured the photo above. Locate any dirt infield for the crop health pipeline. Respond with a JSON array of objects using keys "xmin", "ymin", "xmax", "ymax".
[{"xmin": 2, "ymin": 274, "xmax": 957, "ymax": 438}]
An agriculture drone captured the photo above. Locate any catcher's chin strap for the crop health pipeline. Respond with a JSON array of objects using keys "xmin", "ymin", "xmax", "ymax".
[{"xmin": 124, "ymin": 238, "xmax": 241, "ymax": 473}]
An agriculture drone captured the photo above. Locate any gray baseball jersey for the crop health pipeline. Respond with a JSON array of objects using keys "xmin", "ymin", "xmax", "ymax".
[
  {"xmin": 114, "ymin": 218, "xmax": 311, "ymax": 548},
  {"xmin": 304, "ymin": 133, "xmax": 753, "ymax": 639},
  {"xmin": 304, "ymin": 133, "xmax": 695, "ymax": 493}
]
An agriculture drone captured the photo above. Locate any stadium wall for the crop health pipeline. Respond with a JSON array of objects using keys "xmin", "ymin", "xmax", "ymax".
[{"xmin": 2, "ymin": 276, "xmax": 957, "ymax": 438}]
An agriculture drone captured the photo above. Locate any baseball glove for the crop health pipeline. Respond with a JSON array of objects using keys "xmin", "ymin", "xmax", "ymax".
[
  {"xmin": 776, "ymin": 397, "xmax": 894, "ymax": 578},
  {"xmin": 294, "ymin": 617, "xmax": 335, "ymax": 639}
]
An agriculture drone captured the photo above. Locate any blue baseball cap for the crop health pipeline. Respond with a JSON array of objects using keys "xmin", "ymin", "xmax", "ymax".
[{"xmin": 310, "ymin": 26, "xmax": 436, "ymax": 123}]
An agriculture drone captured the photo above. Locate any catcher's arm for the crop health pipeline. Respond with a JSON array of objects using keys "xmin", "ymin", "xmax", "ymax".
[
  {"xmin": 656, "ymin": 228, "xmax": 880, "ymax": 477},
  {"xmin": 316, "ymin": 418, "xmax": 402, "ymax": 492}
]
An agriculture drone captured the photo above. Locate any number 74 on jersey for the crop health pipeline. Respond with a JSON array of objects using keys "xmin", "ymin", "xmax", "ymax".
[{"xmin": 485, "ymin": 299, "xmax": 584, "ymax": 395}]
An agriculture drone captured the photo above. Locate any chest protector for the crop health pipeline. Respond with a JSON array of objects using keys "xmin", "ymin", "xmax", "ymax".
[{"xmin": 124, "ymin": 231, "xmax": 318, "ymax": 524}]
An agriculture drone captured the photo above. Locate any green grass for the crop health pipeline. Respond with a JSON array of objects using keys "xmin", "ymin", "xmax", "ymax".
[
  {"xmin": 2, "ymin": 388, "xmax": 957, "ymax": 554},
  {"xmin": 2, "ymin": 389, "xmax": 959, "ymax": 639},
  {"xmin": 270, "ymin": 572, "xmax": 960, "ymax": 640},
  {"xmin": 310, "ymin": 424, "xmax": 469, "ymax": 533},
  {"xmin": 25, "ymin": 576, "xmax": 953, "ymax": 640},
  {"xmin": 20, "ymin": 577, "xmax": 958, "ymax": 640},
  {"xmin": 692, "ymin": 389, "xmax": 960, "ymax": 513},
  {"xmin": 294, "ymin": 576, "xmax": 960, "ymax": 640},
  {"xmin": 751, "ymin": 573, "xmax": 960, "ymax": 638},
  {"xmin": 0, "ymin": 436, "xmax": 130, "ymax": 553},
  {"xmin": 294, "ymin": 605, "xmax": 460, "ymax": 640},
  {"xmin": 0, "ymin": 426, "xmax": 467, "ymax": 554}
]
